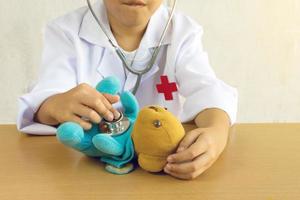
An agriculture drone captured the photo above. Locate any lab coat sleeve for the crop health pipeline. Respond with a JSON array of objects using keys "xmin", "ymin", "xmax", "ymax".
[
  {"xmin": 176, "ymin": 28, "xmax": 238, "ymax": 125},
  {"xmin": 17, "ymin": 22, "xmax": 77, "ymax": 135}
]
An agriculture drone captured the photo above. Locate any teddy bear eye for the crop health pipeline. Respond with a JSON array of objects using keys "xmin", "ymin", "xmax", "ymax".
[{"xmin": 153, "ymin": 120, "xmax": 162, "ymax": 128}]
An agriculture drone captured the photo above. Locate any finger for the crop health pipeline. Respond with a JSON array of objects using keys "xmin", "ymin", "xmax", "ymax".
[
  {"xmin": 164, "ymin": 168, "xmax": 189, "ymax": 180},
  {"xmin": 71, "ymin": 115, "xmax": 92, "ymax": 130},
  {"xmin": 77, "ymin": 86, "xmax": 119, "ymax": 120},
  {"xmin": 165, "ymin": 153, "xmax": 211, "ymax": 174},
  {"xmin": 80, "ymin": 94, "xmax": 114, "ymax": 121},
  {"xmin": 164, "ymin": 164, "xmax": 211, "ymax": 180},
  {"xmin": 167, "ymin": 134, "xmax": 208, "ymax": 163},
  {"xmin": 177, "ymin": 129, "xmax": 204, "ymax": 153},
  {"xmin": 103, "ymin": 93, "xmax": 120, "ymax": 104},
  {"xmin": 95, "ymin": 93, "xmax": 115, "ymax": 112},
  {"xmin": 102, "ymin": 94, "xmax": 121, "ymax": 119},
  {"xmin": 93, "ymin": 92, "xmax": 121, "ymax": 120},
  {"xmin": 73, "ymin": 105, "xmax": 102, "ymax": 124},
  {"xmin": 164, "ymin": 167, "xmax": 197, "ymax": 180}
]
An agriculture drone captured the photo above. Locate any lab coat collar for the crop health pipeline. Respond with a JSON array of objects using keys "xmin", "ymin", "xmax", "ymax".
[
  {"xmin": 97, "ymin": 47, "xmax": 160, "ymax": 92},
  {"xmin": 79, "ymin": 0, "xmax": 172, "ymax": 50},
  {"xmin": 79, "ymin": 0, "xmax": 114, "ymax": 49}
]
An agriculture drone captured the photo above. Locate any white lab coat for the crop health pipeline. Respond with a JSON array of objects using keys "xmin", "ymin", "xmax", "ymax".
[{"xmin": 17, "ymin": 1, "xmax": 238, "ymax": 135}]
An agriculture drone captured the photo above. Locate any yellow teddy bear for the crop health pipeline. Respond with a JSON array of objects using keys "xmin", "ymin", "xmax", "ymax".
[{"xmin": 132, "ymin": 106, "xmax": 185, "ymax": 172}]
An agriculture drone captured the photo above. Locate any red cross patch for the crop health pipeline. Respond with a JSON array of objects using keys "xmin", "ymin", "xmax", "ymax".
[{"xmin": 156, "ymin": 75, "xmax": 178, "ymax": 101}]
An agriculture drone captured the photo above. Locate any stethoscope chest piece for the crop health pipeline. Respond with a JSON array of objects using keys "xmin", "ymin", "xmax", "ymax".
[{"xmin": 98, "ymin": 112, "xmax": 130, "ymax": 136}]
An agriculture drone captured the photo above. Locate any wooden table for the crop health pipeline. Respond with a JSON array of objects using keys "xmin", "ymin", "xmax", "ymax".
[{"xmin": 0, "ymin": 124, "xmax": 300, "ymax": 200}]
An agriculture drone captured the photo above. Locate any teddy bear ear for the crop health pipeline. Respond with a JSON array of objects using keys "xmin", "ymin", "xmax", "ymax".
[{"xmin": 96, "ymin": 76, "xmax": 121, "ymax": 95}]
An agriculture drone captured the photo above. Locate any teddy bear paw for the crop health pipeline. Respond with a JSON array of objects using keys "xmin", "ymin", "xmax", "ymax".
[{"xmin": 92, "ymin": 134, "xmax": 124, "ymax": 156}]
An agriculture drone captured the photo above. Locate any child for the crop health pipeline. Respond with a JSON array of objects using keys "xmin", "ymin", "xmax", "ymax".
[{"xmin": 17, "ymin": 0, "xmax": 238, "ymax": 180}]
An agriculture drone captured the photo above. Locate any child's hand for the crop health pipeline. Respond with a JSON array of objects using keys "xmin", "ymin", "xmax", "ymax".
[
  {"xmin": 35, "ymin": 83, "xmax": 120, "ymax": 130},
  {"xmin": 164, "ymin": 126, "xmax": 229, "ymax": 180}
]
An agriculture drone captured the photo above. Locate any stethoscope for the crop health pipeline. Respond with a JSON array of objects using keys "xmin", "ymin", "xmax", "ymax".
[
  {"xmin": 98, "ymin": 112, "xmax": 131, "ymax": 136},
  {"xmin": 87, "ymin": 0, "xmax": 178, "ymax": 95}
]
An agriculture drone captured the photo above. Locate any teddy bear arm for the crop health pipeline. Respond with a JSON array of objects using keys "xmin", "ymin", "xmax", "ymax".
[{"xmin": 57, "ymin": 122, "xmax": 107, "ymax": 157}]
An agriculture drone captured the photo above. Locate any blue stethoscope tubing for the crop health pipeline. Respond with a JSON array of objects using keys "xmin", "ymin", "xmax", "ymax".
[{"xmin": 87, "ymin": 0, "xmax": 178, "ymax": 95}]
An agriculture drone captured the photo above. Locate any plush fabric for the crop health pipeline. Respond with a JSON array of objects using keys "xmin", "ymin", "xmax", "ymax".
[
  {"xmin": 56, "ymin": 76, "xmax": 139, "ymax": 174},
  {"xmin": 132, "ymin": 106, "xmax": 185, "ymax": 172}
]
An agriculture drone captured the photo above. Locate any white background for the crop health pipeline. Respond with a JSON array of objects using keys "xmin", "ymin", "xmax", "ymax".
[{"xmin": 0, "ymin": 0, "xmax": 299, "ymax": 124}]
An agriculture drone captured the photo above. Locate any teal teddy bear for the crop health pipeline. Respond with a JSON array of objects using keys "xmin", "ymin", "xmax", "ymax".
[{"xmin": 56, "ymin": 76, "xmax": 139, "ymax": 174}]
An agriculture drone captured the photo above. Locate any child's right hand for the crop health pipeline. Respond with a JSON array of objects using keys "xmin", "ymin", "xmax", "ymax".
[{"xmin": 34, "ymin": 83, "xmax": 120, "ymax": 130}]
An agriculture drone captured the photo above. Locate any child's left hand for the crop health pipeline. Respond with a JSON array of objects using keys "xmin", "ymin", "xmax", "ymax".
[{"xmin": 164, "ymin": 126, "xmax": 229, "ymax": 180}]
